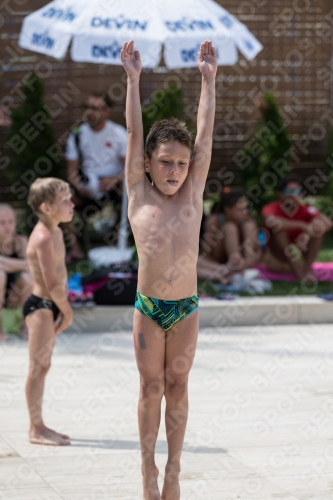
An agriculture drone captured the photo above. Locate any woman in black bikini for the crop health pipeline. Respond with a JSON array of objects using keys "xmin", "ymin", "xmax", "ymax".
[{"xmin": 0, "ymin": 204, "xmax": 32, "ymax": 340}]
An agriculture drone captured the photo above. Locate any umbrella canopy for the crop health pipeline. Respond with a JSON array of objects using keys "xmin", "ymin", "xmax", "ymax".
[{"xmin": 19, "ymin": 0, "xmax": 263, "ymax": 68}]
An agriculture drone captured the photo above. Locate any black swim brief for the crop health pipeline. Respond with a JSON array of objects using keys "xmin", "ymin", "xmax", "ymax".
[{"xmin": 23, "ymin": 294, "xmax": 60, "ymax": 322}]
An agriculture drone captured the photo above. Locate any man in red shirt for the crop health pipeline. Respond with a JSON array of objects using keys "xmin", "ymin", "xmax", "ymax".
[{"xmin": 262, "ymin": 175, "xmax": 332, "ymax": 281}]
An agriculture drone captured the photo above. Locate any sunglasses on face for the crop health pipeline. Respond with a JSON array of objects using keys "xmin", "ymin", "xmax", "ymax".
[
  {"xmin": 83, "ymin": 104, "xmax": 108, "ymax": 111},
  {"xmin": 283, "ymin": 187, "xmax": 302, "ymax": 196}
]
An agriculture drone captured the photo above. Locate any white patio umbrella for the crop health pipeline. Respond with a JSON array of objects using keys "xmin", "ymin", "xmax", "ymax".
[
  {"xmin": 18, "ymin": 0, "xmax": 262, "ymax": 261},
  {"xmin": 19, "ymin": 0, "xmax": 262, "ymax": 67}
]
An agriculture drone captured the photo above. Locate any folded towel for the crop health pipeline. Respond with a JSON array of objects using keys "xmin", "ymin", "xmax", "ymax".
[{"xmin": 255, "ymin": 262, "xmax": 333, "ymax": 282}]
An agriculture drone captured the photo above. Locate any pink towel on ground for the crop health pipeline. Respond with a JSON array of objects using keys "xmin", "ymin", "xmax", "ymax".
[
  {"xmin": 83, "ymin": 277, "xmax": 110, "ymax": 293},
  {"xmin": 255, "ymin": 262, "xmax": 333, "ymax": 282}
]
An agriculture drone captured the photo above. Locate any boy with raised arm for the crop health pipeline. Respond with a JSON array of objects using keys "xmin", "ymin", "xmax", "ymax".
[
  {"xmin": 24, "ymin": 178, "xmax": 74, "ymax": 445},
  {"xmin": 121, "ymin": 40, "xmax": 217, "ymax": 499}
]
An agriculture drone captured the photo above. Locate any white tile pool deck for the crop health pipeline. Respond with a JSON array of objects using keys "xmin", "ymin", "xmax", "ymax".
[{"xmin": 1, "ymin": 323, "xmax": 333, "ymax": 499}]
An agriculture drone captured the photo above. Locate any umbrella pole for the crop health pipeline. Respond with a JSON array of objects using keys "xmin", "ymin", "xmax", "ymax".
[{"xmin": 118, "ymin": 176, "xmax": 128, "ymax": 251}]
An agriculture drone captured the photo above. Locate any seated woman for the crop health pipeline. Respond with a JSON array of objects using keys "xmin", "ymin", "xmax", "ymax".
[
  {"xmin": 0, "ymin": 204, "xmax": 32, "ymax": 340},
  {"xmin": 197, "ymin": 189, "xmax": 262, "ymax": 283}
]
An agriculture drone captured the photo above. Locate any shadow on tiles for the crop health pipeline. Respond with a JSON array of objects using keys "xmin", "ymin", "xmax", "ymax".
[{"xmin": 70, "ymin": 438, "xmax": 227, "ymax": 454}]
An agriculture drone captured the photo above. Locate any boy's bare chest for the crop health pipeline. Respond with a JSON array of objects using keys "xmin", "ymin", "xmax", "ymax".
[
  {"xmin": 49, "ymin": 233, "xmax": 66, "ymax": 271},
  {"xmin": 132, "ymin": 200, "xmax": 200, "ymax": 248},
  {"xmin": 50, "ymin": 234, "xmax": 65, "ymax": 256},
  {"xmin": 28, "ymin": 232, "xmax": 65, "ymax": 268}
]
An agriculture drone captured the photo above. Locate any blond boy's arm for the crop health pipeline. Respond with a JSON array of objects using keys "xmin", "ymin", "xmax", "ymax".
[
  {"xmin": 36, "ymin": 236, "xmax": 73, "ymax": 332},
  {"xmin": 121, "ymin": 41, "xmax": 145, "ymax": 192},
  {"xmin": 190, "ymin": 41, "xmax": 217, "ymax": 190}
]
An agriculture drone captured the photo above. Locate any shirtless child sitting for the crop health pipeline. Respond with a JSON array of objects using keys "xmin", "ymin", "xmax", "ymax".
[
  {"xmin": 24, "ymin": 178, "xmax": 74, "ymax": 445},
  {"xmin": 121, "ymin": 40, "xmax": 217, "ymax": 500}
]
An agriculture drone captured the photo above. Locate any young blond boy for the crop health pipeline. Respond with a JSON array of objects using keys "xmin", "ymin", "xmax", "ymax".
[
  {"xmin": 121, "ymin": 40, "xmax": 217, "ymax": 500},
  {"xmin": 24, "ymin": 178, "xmax": 74, "ymax": 445}
]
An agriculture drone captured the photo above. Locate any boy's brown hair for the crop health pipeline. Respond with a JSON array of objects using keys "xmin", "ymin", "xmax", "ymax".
[
  {"xmin": 28, "ymin": 177, "xmax": 70, "ymax": 215},
  {"xmin": 145, "ymin": 118, "xmax": 192, "ymax": 158}
]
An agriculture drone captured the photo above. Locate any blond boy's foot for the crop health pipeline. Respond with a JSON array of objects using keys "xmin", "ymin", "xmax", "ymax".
[
  {"xmin": 29, "ymin": 425, "xmax": 70, "ymax": 446},
  {"xmin": 45, "ymin": 426, "xmax": 70, "ymax": 440},
  {"xmin": 142, "ymin": 465, "xmax": 160, "ymax": 500},
  {"xmin": 161, "ymin": 464, "xmax": 180, "ymax": 500}
]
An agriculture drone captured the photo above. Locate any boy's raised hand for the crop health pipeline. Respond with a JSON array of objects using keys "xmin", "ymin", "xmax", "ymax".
[
  {"xmin": 197, "ymin": 40, "xmax": 217, "ymax": 79},
  {"xmin": 121, "ymin": 40, "xmax": 142, "ymax": 79}
]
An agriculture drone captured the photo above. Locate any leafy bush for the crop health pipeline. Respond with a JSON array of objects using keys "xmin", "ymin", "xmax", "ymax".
[
  {"xmin": 6, "ymin": 71, "xmax": 64, "ymax": 233},
  {"xmin": 142, "ymin": 83, "xmax": 186, "ymax": 140},
  {"xmin": 240, "ymin": 93, "xmax": 292, "ymax": 216},
  {"xmin": 6, "ymin": 71, "xmax": 63, "ymax": 187}
]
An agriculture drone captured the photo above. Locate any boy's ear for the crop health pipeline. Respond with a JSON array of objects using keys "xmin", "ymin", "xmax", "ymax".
[
  {"xmin": 39, "ymin": 201, "xmax": 55, "ymax": 215},
  {"xmin": 39, "ymin": 202, "xmax": 49, "ymax": 215},
  {"xmin": 144, "ymin": 155, "xmax": 150, "ymax": 172}
]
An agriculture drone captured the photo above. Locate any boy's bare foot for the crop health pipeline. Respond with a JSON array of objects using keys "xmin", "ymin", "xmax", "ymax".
[
  {"xmin": 29, "ymin": 425, "xmax": 70, "ymax": 446},
  {"xmin": 142, "ymin": 465, "xmax": 160, "ymax": 500},
  {"xmin": 45, "ymin": 426, "xmax": 70, "ymax": 440},
  {"xmin": 161, "ymin": 463, "xmax": 180, "ymax": 500}
]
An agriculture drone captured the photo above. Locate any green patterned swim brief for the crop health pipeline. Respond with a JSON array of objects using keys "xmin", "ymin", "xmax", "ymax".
[{"xmin": 135, "ymin": 290, "xmax": 199, "ymax": 331}]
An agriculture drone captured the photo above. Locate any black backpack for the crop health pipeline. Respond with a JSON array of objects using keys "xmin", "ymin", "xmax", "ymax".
[{"xmin": 82, "ymin": 261, "xmax": 138, "ymax": 306}]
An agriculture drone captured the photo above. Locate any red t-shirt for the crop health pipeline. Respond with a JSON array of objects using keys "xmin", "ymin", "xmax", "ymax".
[{"xmin": 262, "ymin": 201, "xmax": 320, "ymax": 242}]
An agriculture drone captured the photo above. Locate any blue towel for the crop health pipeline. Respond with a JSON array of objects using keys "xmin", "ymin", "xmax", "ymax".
[{"xmin": 67, "ymin": 273, "xmax": 83, "ymax": 293}]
